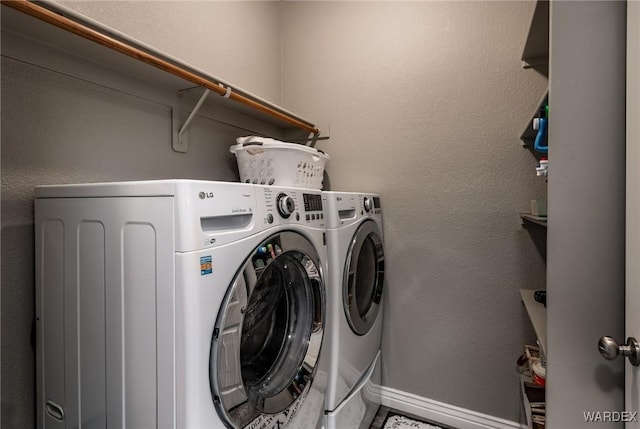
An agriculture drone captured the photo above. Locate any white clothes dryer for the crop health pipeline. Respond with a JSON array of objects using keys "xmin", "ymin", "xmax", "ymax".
[
  {"xmin": 322, "ymin": 191, "xmax": 385, "ymax": 429},
  {"xmin": 35, "ymin": 180, "xmax": 328, "ymax": 429}
]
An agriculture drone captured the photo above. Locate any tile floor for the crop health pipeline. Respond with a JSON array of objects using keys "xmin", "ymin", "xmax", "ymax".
[{"xmin": 369, "ymin": 406, "xmax": 455, "ymax": 429}]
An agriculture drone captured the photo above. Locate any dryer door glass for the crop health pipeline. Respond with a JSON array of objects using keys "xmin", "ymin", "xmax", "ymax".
[
  {"xmin": 344, "ymin": 220, "xmax": 385, "ymax": 336},
  {"xmin": 210, "ymin": 231, "xmax": 324, "ymax": 428}
]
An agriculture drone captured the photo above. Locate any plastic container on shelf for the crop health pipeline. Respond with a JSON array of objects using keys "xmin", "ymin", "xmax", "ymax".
[
  {"xmin": 531, "ymin": 360, "xmax": 546, "ymax": 386},
  {"xmin": 536, "ymin": 157, "xmax": 549, "ymax": 177},
  {"xmin": 230, "ymin": 136, "xmax": 329, "ymax": 190}
]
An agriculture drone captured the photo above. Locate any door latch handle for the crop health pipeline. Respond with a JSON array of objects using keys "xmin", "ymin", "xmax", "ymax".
[{"xmin": 598, "ymin": 336, "xmax": 640, "ymax": 366}]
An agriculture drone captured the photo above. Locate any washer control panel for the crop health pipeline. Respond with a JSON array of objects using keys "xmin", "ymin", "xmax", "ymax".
[{"xmin": 258, "ymin": 186, "xmax": 324, "ymax": 228}]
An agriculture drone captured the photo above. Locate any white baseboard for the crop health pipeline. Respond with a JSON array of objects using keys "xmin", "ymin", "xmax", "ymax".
[{"xmin": 378, "ymin": 385, "xmax": 524, "ymax": 429}]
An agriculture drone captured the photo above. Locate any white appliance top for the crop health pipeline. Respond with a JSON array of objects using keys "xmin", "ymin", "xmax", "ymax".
[
  {"xmin": 36, "ymin": 180, "xmax": 326, "ymax": 252},
  {"xmin": 35, "ymin": 179, "xmax": 234, "ymax": 198}
]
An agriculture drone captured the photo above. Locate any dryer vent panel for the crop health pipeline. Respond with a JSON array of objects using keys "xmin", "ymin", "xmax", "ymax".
[{"xmin": 35, "ymin": 196, "xmax": 176, "ymax": 428}]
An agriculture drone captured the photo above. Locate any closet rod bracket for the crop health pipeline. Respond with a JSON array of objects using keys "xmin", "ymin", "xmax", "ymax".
[{"xmin": 172, "ymin": 88, "xmax": 211, "ymax": 153}]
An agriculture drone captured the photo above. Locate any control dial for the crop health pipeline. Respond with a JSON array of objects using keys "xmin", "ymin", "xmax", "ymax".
[
  {"xmin": 363, "ymin": 197, "xmax": 373, "ymax": 213},
  {"xmin": 277, "ymin": 193, "xmax": 295, "ymax": 218}
]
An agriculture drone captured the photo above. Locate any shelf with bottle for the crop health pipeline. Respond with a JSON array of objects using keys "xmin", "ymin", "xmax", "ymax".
[
  {"xmin": 520, "ymin": 90, "xmax": 549, "ymax": 150},
  {"xmin": 519, "ymin": 93, "xmax": 549, "ymax": 229}
]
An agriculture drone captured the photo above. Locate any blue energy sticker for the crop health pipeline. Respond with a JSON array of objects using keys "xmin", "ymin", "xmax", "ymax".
[{"xmin": 200, "ymin": 256, "xmax": 213, "ymax": 275}]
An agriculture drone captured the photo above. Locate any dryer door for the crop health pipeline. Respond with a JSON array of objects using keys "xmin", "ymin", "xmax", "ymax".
[
  {"xmin": 344, "ymin": 220, "xmax": 385, "ymax": 336},
  {"xmin": 210, "ymin": 231, "xmax": 324, "ymax": 429}
]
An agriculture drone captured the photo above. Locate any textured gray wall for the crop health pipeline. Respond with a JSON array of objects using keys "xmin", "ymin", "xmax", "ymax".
[
  {"xmin": 58, "ymin": 0, "xmax": 283, "ymax": 104},
  {"xmin": 1, "ymin": 2, "xmax": 282, "ymax": 427},
  {"xmin": 281, "ymin": 1, "xmax": 547, "ymax": 422},
  {"xmin": 2, "ymin": 1, "xmax": 548, "ymax": 427}
]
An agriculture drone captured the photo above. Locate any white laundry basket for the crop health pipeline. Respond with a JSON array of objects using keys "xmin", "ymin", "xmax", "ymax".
[{"xmin": 230, "ymin": 136, "xmax": 329, "ymax": 189}]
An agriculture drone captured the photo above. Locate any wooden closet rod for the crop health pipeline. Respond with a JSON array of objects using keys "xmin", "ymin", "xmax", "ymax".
[{"xmin": 2, "ymin": 0, "xmax": 320, "ymax": 135}]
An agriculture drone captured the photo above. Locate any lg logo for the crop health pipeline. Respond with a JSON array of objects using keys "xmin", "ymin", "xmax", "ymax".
[{"xmin": 199, "ymin": 192, "xmax": 214, "ymax": 199}]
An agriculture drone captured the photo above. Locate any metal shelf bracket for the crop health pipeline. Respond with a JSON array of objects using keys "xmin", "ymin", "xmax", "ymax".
[{"xmin": 172, "ymin": 88, "xmax": 210, "ymax": 153}]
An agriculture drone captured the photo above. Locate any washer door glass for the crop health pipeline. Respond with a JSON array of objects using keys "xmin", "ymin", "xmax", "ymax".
[
  {"xmin": 210, "ymin": 231, "xmax": 324, "ymax": 428},
  {"xmin": 344, "ymin": 220, "xmax": 385, "ymax": 336}
]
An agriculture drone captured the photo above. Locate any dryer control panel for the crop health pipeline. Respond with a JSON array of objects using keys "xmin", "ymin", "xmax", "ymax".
[{"xmin": 323, "ymin": 191, "xmax": 383, "ymax": 229}]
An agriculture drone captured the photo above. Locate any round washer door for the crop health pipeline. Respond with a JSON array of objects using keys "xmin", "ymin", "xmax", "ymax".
[
  {"xmin": 210, "ymin": 231, "xmax": 324, "ymax": 429},
  {"xmin": 343, "ymin": 220, "xmax": 385, "ymax": 336}
]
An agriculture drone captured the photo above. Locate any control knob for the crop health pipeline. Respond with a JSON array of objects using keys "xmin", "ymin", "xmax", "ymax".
[
  {"xmin": 277, "ymin": 193, "xmax": 295, "ymax": 218},
  {"xmin": 363, "ymin": 197, "xmax": 373, "ymax": 213}
]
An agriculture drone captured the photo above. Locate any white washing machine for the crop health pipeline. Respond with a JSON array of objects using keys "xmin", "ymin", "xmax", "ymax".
[
  {"xmin": 322, "ymin": 191, "xmax": 385, "ymax": 429},
  {"xmin": 34, "ymin": 179, "xmax": 328, "ymax": 429}
]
